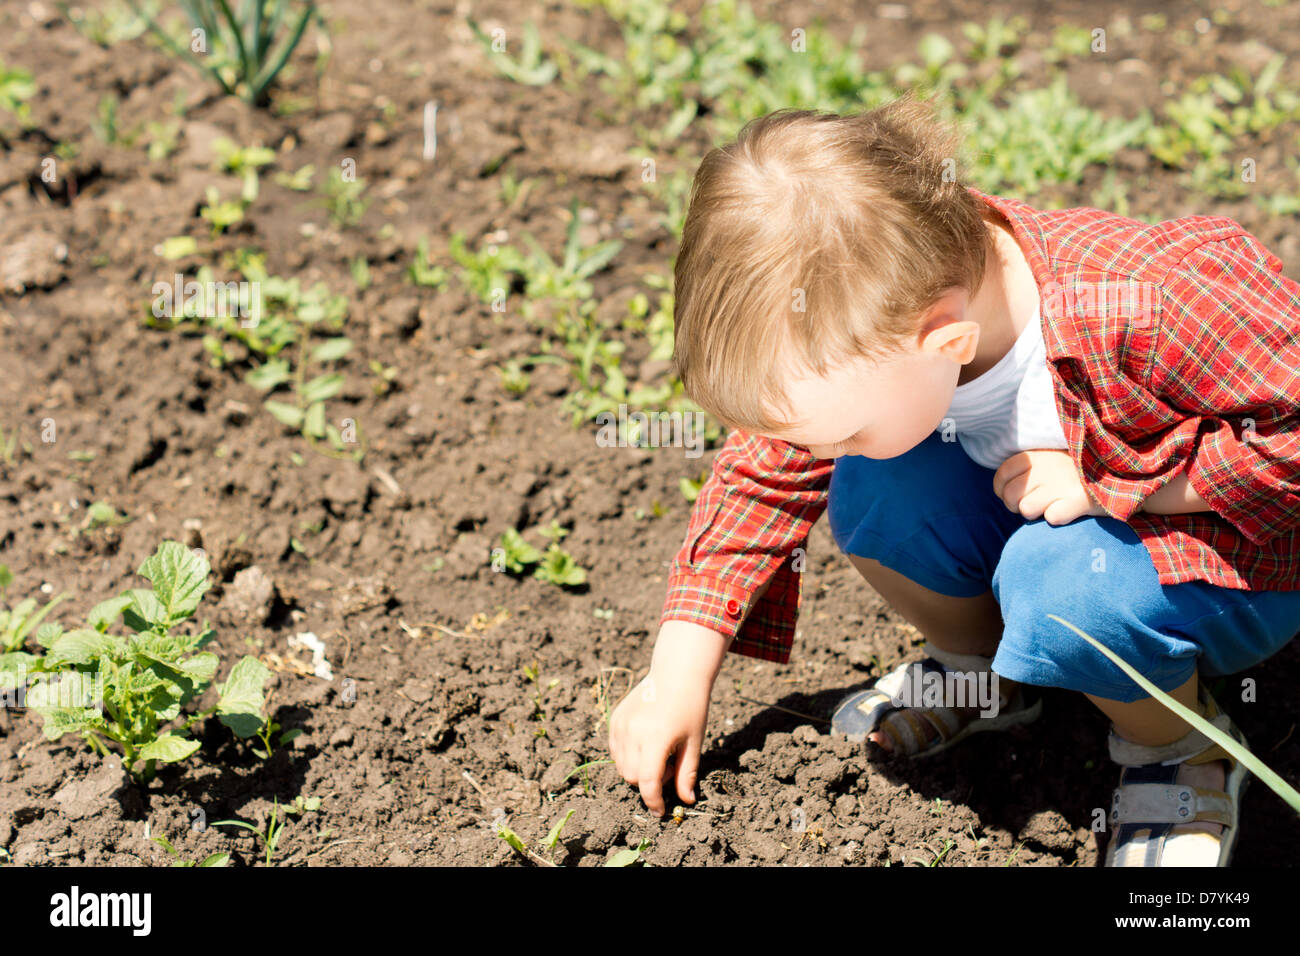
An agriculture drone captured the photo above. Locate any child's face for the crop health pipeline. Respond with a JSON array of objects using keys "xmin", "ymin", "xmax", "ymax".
[{"xmin": 762, "ymin": 310, "xmax": 977, "ymax": 460}]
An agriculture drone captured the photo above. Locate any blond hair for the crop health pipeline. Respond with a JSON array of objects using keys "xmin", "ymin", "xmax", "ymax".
[{"xmin": 672, "ymin": 92, "xmax": 992, "ymax": 435}]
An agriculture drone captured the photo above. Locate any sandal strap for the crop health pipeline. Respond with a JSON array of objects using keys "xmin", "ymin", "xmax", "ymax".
[
  {"xmin": 1109, "ymin": 782, "xmax": 1234, "ymax": 827},
  {"xmin": 1108, "ymin": 687, "xmax": 1238, "ymax": 768}
]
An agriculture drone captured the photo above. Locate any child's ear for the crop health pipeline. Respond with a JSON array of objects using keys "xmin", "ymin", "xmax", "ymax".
[{"xmin": 917, "ymin": 296, "xmax": 980, "ymax": 365}]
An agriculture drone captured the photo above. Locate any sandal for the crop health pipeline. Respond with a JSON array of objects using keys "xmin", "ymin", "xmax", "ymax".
[
  {"xmin": 830, "ymin": 642, "xmax": 1042, "ymax": 759},
  {"xmin": 1104, "ymin": 684, "xmax": 1249, "ymax": 867}
]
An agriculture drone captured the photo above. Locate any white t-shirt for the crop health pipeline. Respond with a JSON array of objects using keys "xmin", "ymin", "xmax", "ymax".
[{"xmin": 940, "ymin": 307, "xmax": 1069, "ymax": 470}]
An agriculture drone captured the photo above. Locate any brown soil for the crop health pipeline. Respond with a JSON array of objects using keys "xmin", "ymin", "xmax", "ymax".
[{"xmin": 1, "ymin": 0, "xmax": 1298, "ymax": 867}]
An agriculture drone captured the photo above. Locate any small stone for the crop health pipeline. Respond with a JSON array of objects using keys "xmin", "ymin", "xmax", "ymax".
[{"xmin": 222, "ymin": 566, "xmax": 277, "ymax": 624}]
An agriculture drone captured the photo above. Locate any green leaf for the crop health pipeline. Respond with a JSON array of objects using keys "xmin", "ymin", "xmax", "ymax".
[
  {"xmin": 199, "ymin": 853, "xmax": 230, "ymax": 867},
  {"xmin": 310, "ymin": 337, "xmax": 353, "ymax": 363},
  {"xmin": 496, "ymin": 824, "xmax": 527, "ymax": 854},
  {"xmin": 87, "ymin": 594, "xmax": 134, "ymax": 632},
  {"xmin": 123, "ymin": 589, "xmax": 168, "ymax": 630},
  {"xmin": 605, "ymin": 838, "xmax": 651, "ymax": 867},
  {"xmin": 541, "ymin": 809, "xmax": 576, "ymax": 849},
  {"xmin": 139, "ymin": 734, "xmax": 202, "ymax": 763},
  {"xmin": 303, "ymin": 401, "xmax": 326, "ymax": 439},
  {"xmin": 245, "ymin": 359, "xmax": 292, "ymax": 391},
  {"xmin": 1047, "ymin": 614, "xmax": 1300, "ymax": 816},
  {"xmin": 46, "ymin": 628, "xmax": 122, "ymax": 666},
  {"xmin": 157, "ymin": 236, "xmax": 199, "ymax": 260},
  {"xmin": 299, "ymin": 372, "xmax": 344, "ymax": 405},
  {"xmin": 265, "ymin": 400, "xmax": 305, "ymax": 429},
  {"xmin": 217, "ymin": 655, "xmax": 272, "ymax": 738},
  {"xmin": 180, "ymin": 652, "xmax": 219, "ymax": 684},
  {"xmin": 137, "ymin": 541, "xmax": 211, "ymax": 625}
]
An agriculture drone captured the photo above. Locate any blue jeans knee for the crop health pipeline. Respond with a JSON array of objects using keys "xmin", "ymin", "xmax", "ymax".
[
  {"xmin": 827, "ymin": 430, "xmax": 1023, "ymax": 598},
  {"xmin": 991, "ymin": 517, "xmax": 1300, "ymax": 702}
]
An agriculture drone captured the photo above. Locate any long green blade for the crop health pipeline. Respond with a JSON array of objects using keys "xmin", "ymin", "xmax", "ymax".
[{"xmin": 1047, "ymin": 614, "xmax": 1300, "ymax": 814}]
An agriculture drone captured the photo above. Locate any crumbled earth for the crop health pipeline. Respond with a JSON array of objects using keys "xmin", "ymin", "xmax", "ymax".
[{"xmin": 0, "ymin": 0, "xmax": 1298, "ymax": 866}]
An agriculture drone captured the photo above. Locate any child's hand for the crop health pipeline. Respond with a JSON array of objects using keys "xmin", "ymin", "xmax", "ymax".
[
  {"xmin": 993, "ymin": 449, "xmax": 1108, "ymax": 525},
  {"xmin": 609, "ymin": 622, "xmax": 726, "ymax": 818}
]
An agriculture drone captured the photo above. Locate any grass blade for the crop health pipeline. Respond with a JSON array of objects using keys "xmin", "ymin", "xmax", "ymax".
[{"xmin": 1047, "ymin": 614, "xmax": 1300, "ymax": 815}]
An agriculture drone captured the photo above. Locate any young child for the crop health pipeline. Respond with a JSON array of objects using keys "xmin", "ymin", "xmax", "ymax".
[{"xmin": 608, "ymin": 93, "xmax": 1300, "ymax": 867}]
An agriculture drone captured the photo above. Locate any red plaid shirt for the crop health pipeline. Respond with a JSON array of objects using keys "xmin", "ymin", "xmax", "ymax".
[{"xmin": 660, "ymin": 187, "xmax": 1300, "ymax": 663}]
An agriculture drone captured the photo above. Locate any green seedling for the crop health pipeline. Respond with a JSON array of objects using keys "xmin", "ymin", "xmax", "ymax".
[
  {"xmin": 283, "ymin": 794, "xmax": 321, "ymax": 816},
  {"xmin": 212, "ymin": 796, "xmax": 288, "ymax": 866},
  {"xmin": 407, "ymin": 237, "xmax": 449, "ymax": 289},
  {"xmin": 150, "ymin": 834, "xmax": 229, "ymax": 867},
  {"xmin": 0, "ymin": 58, "xmax": 36, "ymax": 129},
  {"xmin": 274, "ymin": 163, "xmax": 316, "ymax": 191},
  {"xmin": 521, "ymin": 660, "xmax": 560, "ymax": 738},
  {"xmin": 18, "ymin": 541, "xmax": 271, "ymax": 782},
  {"xmin": 91, "ymin": 95, "xmax": 123, "ymax": 146},
  {"xmin": 59, "ymin": 0, "xmax": 156, "ymax": 47},
  {"xmin": 1049, "ymin": 614, "xmax": 1300, "ymax": 815},
  {"xmin": 159, "ymin": 255, "xmax": 360, "ymax": 460},
  {"xmin": 250, "ymin": 701, "xmax": 303, "ymax": 759},
  {"xmin": 0, "ymin": 424, "xmax": 19, "ymax": 465},
  {"xmin": 606, "ymin": 837, "xmax": 652, "ymax": 867},
  {"xmin": 213, "ymin": 137, "xmax": 276, "ymax": 174},
  {"xmin": 468, "ymin": 18, "xmax": 557, "ymax": 86},
  {"xmin": 911, "ymin": 838, "xmax": 956, "ymax": 867},
  {"xmin": 350, "ymin": 256, "xmax": 371, "ymax": 291},
  {"xmin": 83, "ymin": 501, "xmax": 129, "ymax": 531},
  {"xmin": 143, "ymin": 120, "xmax": 181, "ymax": 160},
  {"xmin": 368, "ymin": 360, "xmax": 397, "ymax": 395},
  {"xmin": 494, "ymin": 526, "xmax": 587, "ymax": 587},
  {"xmin": 448, "ymin": 232, "xmax": 526, "ymax": 304},
  {"xmin": 496, "ymin": 807, "xmax": 576, "ymax": 866},
  {"xmin": 496, "ymin": 360, "xmax": 530, "ymax": 396},
  {"xmin": 679, "ymin": 471, "xmax": 706, "ymax": 503},
  {"xmin": 128, "ymin": 0, "xmax": 321, "ymax": 107},
  {"xmin": 0, "ymin": 567, "xmax": 11, "ymax": 591},
  {"xmin": 561, "ymin": 758, "xmax": 613, "ymax": 796},
  {"xmin": 519, "ymin": 198, "xmax": 622, "ymax": 306},
  {"xmin": 0, "ymin": 591, "xmax": 68, "ymax": 653},
  {"xmin": 314, "ymin": 167, "xmax": 368, "ymax": 227},
  {"xmin": 200, "ymin": 184, "xmax": 249, "ymax": 237}
]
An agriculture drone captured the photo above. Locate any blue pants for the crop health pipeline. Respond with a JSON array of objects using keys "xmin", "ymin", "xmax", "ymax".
[{"xmin": 827, "ymin": 430, "xmax": 1300, "ymax": 702}]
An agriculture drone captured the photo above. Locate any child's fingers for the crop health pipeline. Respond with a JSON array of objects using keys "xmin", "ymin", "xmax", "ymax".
[
  {"xmin": 674, "ymin": 736, "xmax": 701, "ymax": 805},
  {"xmin": 638, "ymin": 747, "xmax": 672, "ymax": 817}
]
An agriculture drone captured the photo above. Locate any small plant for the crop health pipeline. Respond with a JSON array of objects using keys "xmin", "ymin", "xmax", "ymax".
[
  {"xmin": 91, "ymin": 95, "xmax": 122, "ymax": 145},
  {"xmin": 283, "ymin": 794, "xmax": 321, "ymax": 816},
  {"xmin": 407, "ymin": 237, "xmax": 449, "ymax": 289},
  {"xmin": 249, "ymin": 700, "xmax": 302, "ymax": 759},
  {"xmin": 468, "ymin": 18, "xmax": 557, "ymax": 86},
  {"xmin": 496, "ymin": 808, "xmax": 576, "ymax": 866},
  {"xmin": 0, "ymin": 424, "xmax": 18, "ymax": 465},
  {"xmin": 561, "ymin": 758, "xmax": 614, "ymax": 796},
  {"xmin": 60, "ymin": 0, "xmax": 156, "ymax": 46},
  {"xmin": 18, "ymin": 542, "xmax": 272, "ymax": 781},
  {"xmin": 606, "ymin": 837, "xmax": 652, "ymax": 867},
  {"xmin": 521, "ymin": 660, "xmax": 559, "ymax": 738},
  {"xmin": 0, "ymin": 58, "xmax": 36, "ymax": 130},
  {"xmin": 212, "ymin": 797, "xmax": 288, "ymax": 866},
  {"xmin": 128, "ymin": 0, "xmax": 321, "ymax": 106},
  {"xmin": 368, "ymin": 360, "xmax": 397, "ymax": 395},
  {"xmin": 495, "ymin": 524, "xmax": 587, "ymax": 587},
  {"xmin": 143, "ymin": 120, "xmax": 181, "ymax": 160},
  {"xmin": 150, "ymin": 834, "xmax": 229, "ymax": 867},
  {"xmin": 273, "ymin": 163, "xmax": 315, "ymax": 191},
  {"xmin": 350, "ymin": 256, "xmax": 371, "ymax": 291},
  {"xmin": 0, "ymin": 591, "xmax": 68, "ymax": 653},
  {"xmin": 314, "ymin": 167, "xmax": 368, "ymax": 227}
]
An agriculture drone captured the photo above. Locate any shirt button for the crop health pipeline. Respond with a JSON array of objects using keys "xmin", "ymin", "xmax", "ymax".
[{"xmin": 724, "ymin": 599, "xmax": 741, "ymax": 618}]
